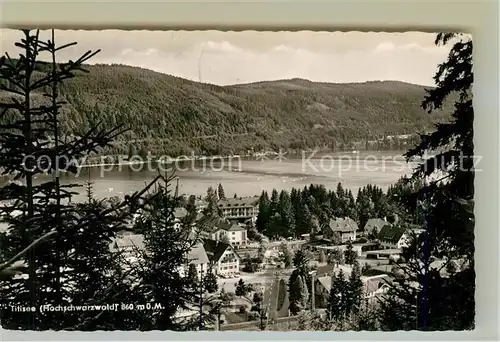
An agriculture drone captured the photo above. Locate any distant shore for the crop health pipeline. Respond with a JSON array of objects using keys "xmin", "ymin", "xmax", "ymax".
[{"xmin": 80, "ymin": 148, "xmax": 409, "ymax": 169}]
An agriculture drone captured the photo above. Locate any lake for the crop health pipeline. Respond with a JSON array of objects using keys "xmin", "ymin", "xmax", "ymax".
[{"xmin": 30, "ymin": 150, "xmax": 414, "ymax": 202}]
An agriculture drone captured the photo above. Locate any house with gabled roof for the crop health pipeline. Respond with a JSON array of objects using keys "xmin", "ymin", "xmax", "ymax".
[
  {"xmin": 217, "ymin": 196, "xmax": 259, "ymax": 220},
  {"xmin": 220, "ymin": 223, "xmax": 248, "ymax": 248},
  {"xmin": 377, "ymin": 225, "xmax": 411, "ymax": 249},
  {"xmin": 324, "ymin": 217, "xmax": 358, "ymax": 243},
  {"xmin": 196, "ymin": 215, "xmax": 248, "ymax": 248},
  {"xmin": 178, "ymin": 242, "xmax": 210, "ymax": 280},
  {"xmin": 111, "ymin": 231, "xmax": 214, "ymax": 279},
  {"xmin": 314, "ymin": 267, "xmax": 390, "ymax": 308},
  {"xmin": 196, "ymin": 215, "xmax": 231, "ymax": 239},
  {"xmin": 202, "ymin": 239, "xmax": 241, "ymax": 275},
  {"xmin": 364, "ymin": 218, "xmax": 391, "ymax": 236}
]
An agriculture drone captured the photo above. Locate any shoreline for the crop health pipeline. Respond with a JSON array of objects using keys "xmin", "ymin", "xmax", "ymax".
[{"xmin": 79, "ymin": 149, "xmax": 409, "ymax": 169}]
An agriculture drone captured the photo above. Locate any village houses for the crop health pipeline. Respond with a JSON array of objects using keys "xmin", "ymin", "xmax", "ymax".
[
  {"xmin": 202, "ymin": 239, "xmax": 241, "ymax": 276},
  {"xmin": 377, "ymin": 225, "xmax": 409, "ymax": 249},
  {"xmin": 110, "ymin": 202, "xmax": 248, "ymax": 278},
  {"xmin": 313, "ymin": 264, "xmax": 390, "ymax": 308},
  {"xmin": 217, "ymin": 196, "xmax": 259, "ymax": 220},
  {"xmin": 324, "ymin": 217, "xmax": 358, "ymax": 243},
  {"xmin": 179, "ymin": 239, "xmax": 242, "ymax": 278},
  {"xmin": 179, "ymin": 242, "xmax": 210, "ymax": 279},
  {"xmin": 196, "ymin": 216, "xmax": 249, "ymax": 248},
  {"xmin": 364, "ymin": 218, "xmax": 391, "ymax": 237},
  {"xmin": 377, "ymin": 224, "xmax": 425, "ymax": 250},
  {"xmin": 111, "ymin": 231, "xmax": 242, "ymax": 278}
]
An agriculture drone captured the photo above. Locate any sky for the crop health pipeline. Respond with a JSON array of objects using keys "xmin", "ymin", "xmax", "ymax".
[{"xmin": 0, "ymin": 29, "xmax": 451, "ymax": 86}]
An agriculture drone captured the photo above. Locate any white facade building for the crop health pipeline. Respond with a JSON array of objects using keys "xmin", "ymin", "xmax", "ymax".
[{"xmin": 218, "ymin": 197, "xmax": 259, "ymax": 220}]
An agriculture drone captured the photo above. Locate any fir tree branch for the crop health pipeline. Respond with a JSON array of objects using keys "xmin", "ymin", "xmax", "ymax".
[{"xmin": 0, "ymin": 230, "xmax": 57, "ymax": 273}]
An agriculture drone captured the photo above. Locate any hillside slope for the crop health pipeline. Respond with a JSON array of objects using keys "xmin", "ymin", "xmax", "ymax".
[{"xmin": 2, "ymin": 63, "xmax": 451, "ymax": 156}]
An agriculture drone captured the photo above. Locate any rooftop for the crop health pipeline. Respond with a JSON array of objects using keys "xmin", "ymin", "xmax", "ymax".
[
  {"xmin": 377, "ymin": 225, "xmax": 407, "ymax": 243},
  {"xmin": 187, "ymin": 242, "xmax": 210, "ymax": 265},
  {"xmin": 328, "ymin": 217, "xmax": 358, "ymax": 233},
  {"xmin": 316, "ymin": 271, "xmax": 390, "ymax": 295},
  {"xmin": 203, "ymin": 239, "xmax": 238, "ymax": 263},
  {"xmin": 110, "ymin": 233, "xmax": 145, "ymax": 252},
  {"xmin": 363, "ymin": 275, "xmax": 390, "ymax": 294},
  {"xmin": 218, "ymin": 196, "xmax": 259, "ymax": 208},
  {"xmin": 317, "ymin": 275, "xmax": 332, "ymax": 291},
  {"xmin": 197, "ymin": 215, "xmax": 231, "ymax": 232},
  {"xmin": 174, "ymin": 207, "xmax": 188, "ymax": 219},
  {"xmin": 225, "ymin": 224, "xmax": 247, "ymax": 232},
  {"xmin": 364, "ymin": 218, "xmax": 391, "ymax": 233}
]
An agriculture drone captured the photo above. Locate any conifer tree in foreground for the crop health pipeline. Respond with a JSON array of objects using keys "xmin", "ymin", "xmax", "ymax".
[
  {"xmin": 0, "ymin": 29, "xmax": 115, "ymax": 329},
  {"xmin": 0, "ymin": 29, "xmax": 161, "ymax": 330},
  {"xmin": 289, "ymin": 275, "xmax": 308, "ymax": 315},
  {"xmin": 204, "ymin": 269, "xmax": 218, "ymax": 294},
  {"xmin": 346, "ymin": 261, "xmax": 363, "ymax": 316},
  {"xmin": 343, "ymin": 240, "xmax": 357, "ymax": 265},
  {"xmin": 326, "ymin": 270, "xmax": 349, "ymax": 324},
  {"xmin": 379, "ymin": 32, "xmax": 475, "ymax": 331},
  {"xmin": 132, "ymin": 173, "xmax": 200, "ymax": 330}
]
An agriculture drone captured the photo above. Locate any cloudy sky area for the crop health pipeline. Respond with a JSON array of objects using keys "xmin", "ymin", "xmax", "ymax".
[{"xmin": 0, "ymin": 30, "xmax": 450, "ymax": 86}]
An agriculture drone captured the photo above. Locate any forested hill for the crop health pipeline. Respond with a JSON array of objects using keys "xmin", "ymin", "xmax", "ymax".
[{"xmin": 3, "ymin": 63, "xmax": 452, "ymax": 156}]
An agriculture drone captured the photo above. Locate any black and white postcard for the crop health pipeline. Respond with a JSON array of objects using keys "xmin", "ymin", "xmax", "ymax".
[{"xmin": 0, "ymin": 29, "xmax": 474, "ymax": 331}]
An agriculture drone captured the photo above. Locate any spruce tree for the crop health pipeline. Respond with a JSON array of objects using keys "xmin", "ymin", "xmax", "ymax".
[
  {"xmin": 346, "ymin": 261, "xmax": 363, "ymax": 316},
  {"xmin": 344, "ymin": 190, "xmax": 357, "ymax": 219},
  {"xmin": 295, "ymin": 201, "xmax": 312, "ymax": 237},
  {"xmin": 0, "ymin": 29, "xmax": 149, "ymax": 330},
  {"xmin": 204, "ymin": 269, "xmax": 218, "ymax": 294},
  {"xmin": 235, "ymin": 278, "xmax": 247, "ymax": 297},
  {"xmin": 334, "ymin": 183, "xmax": 347, "ymax": 217},
  {"xmin": 186, "ymin": 263, "xmax": 199, "ymax": 285},
  {"xmin": 269, "ymin": 189, "xmax": 279, "ymax": 216},
  {"xmin": 288, "ymin": 249, "xmax": 312, "ymax": 310},
  {"xmin": 289, "ymin": 275, "xmax": 307, "ymax": 314},
  {"xmin": 203, "ymin": 186, "xmax": 219, "ymax": 217},
  {"xmin": 356, "ymin": 189, "xmax": 373, "ymax": 229},
  {"xmin": 217, "ymin": 183, "xmax": 226, "ymax": 200},
  {"xmin": 132, "ymin": 174, "xmax": 199, "ymax": 330},
  {"xmin": 67, "ymin": 180, "xmax": 151, "ymax": 331},
  {"xmin": 256, "ymin": 190, "xmax": 270, "ymax": 233},
  {"xmin": 379, "ymin": 33, "xmax": 475, "ymax": 331},
  {"xmin": 278, "ymin": 190, "xmax": 295, "ymax": 237},
  {"xmin": 329, "ymin": 190, "xmax": 338, "ymax": 216},
  {"xmin": 292, "ymin": 249, "xmax": 309, "ymax": 270},
  {"xmin": 281, "ymin": 244, "xmax": 293, "ymax": 268},
  {"xmin": 326, "ymin": 270, "xmax": 349, "ymax": 323},
  {"xmin": 344, "ymin": 240, "xmax": 357, "ymax": 265}
]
